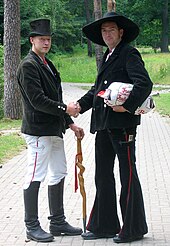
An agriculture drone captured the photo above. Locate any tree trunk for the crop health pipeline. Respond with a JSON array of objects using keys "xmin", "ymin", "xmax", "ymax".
[
  {"xmin": 107, "ymin": 0, "xmax": 116, "ymax": 12},
  {"xmin": 94, "ymin": 0, "xmax": 103, "ymax": 70},
  {"xmin": 160, "ymin": 0, "xmax": 169, "ymax": 53},
  {"xmin": 4, "ymin": 0, "xmax": 22, "ymax": 119},
  {"xmin": 0, "ymin": 1, "xmax": 3, "ymax": 45},
  {"xmin": 84, "ymin": 0, "xmax": 93, "ymax": 57}
]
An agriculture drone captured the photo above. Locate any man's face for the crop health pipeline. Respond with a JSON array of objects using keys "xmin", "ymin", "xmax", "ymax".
[
  {"xmin": 30, "ymin": 36, "xmax": 51, "ymax": 57},
  {"xmin": 101, "ymin": 21, "xmax": 123, "ymax": 50}
]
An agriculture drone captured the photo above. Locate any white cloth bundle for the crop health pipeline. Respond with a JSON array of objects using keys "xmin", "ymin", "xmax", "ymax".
[{"xmin": 97, "ymin": 82, "xmax": 155, "ymax": 115}]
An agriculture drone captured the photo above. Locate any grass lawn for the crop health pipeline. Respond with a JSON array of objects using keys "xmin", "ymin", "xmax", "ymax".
[
  {"xmin": 0, "ymin": 118, "xmax": 21, "ymax": 130},
  {"xmin": 0, "ymin": 119, "xmax": 25, "ymax": 165},
  {"xmin": 153, "ymin": 93, "xmax": 170, "ymax": 116},
  {"xmin": 0, "ymin": 133, "xmax": 26, "ymax": 165},
  {"xmin": 49, "ymin": 46, "xmax": 170, "ymax": 85}
]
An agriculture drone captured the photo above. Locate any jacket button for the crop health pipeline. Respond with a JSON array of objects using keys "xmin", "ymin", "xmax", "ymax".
[{"xmin": 104, "ymin": 80, "xmax": 107, "ymax": 84}]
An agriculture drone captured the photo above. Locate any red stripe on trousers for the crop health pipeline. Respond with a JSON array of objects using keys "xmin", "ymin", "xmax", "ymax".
[
  {"xmin": 119, "ymin": 134, "xmax": 133, "ymax": 235},
  {"xmin": 31, "ymin": 139, "xmax": 38, "ymax": 182},
  {"xmin": 126, "ymin": 134, "xmax": 132, "ymax": 205},
  {"xmin": 86, "ymin": 206, "xmax": 94, "ymax": 230}
]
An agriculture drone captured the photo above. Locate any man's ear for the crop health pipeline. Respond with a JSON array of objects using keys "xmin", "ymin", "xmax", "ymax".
[
  {"xmin": 120, "ymin": 29, "xmax": 124, "ymax": 38},
  {"xmin": 30, "ymin": 37, "xmax": 34, "ymax": 44}
]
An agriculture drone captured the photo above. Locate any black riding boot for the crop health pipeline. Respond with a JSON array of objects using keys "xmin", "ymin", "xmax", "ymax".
[
  {"xmin": 24, "ymin": 181, "xmax": 53, "ymax": 242},
  {"xmin": 48, "ymin": 178, "xmax": 82, "ymax": 236}
]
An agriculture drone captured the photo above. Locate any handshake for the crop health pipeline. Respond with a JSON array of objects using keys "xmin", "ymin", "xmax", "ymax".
[{"xmin": 66, "ymin": 101, "xmax": 81, "ymax": 118}]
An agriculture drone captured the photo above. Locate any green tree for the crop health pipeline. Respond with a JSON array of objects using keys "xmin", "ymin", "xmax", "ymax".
[
  {"xmin": 117, "ymin": 0, "xmax": 169, "ymax": 52},
  {"xmin": 20, "ymin": 0, "xmax": 83, "ymax": 54}
]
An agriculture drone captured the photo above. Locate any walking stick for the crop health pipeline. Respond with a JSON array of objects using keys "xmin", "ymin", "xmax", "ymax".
[{"xmin": 75, "ymin": 138, "xmax": 87, "ymax": 233}]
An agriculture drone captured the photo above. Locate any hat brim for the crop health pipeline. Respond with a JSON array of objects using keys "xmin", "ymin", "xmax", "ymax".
[
  {"xmin": 29, "ymin": 32, "xmax": 52, "ymax": 37},
  {"xmin": 82, "ymin": 15, "xmax": 139, "ymax": 46}
]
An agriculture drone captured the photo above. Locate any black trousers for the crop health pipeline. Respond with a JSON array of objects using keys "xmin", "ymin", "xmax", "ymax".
[{"xmin": 87, "ymin": 128, "xmax": 148, "ymax": 238}]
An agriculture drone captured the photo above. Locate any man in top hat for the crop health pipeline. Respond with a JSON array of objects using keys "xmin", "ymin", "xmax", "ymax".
[
  {"xmin": 17, "ymin": 19, "xmax": 84, "ymax": 242},
  {"xmin": 73, "ymin": 12, "xmax": 153, "ymax": 243}
]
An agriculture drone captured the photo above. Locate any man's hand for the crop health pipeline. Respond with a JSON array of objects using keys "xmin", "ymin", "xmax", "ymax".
[
  {"xmin": 69, "ymin": 123, "xmax": 85, "ymax": 139},
  {"xmin": 66, "ymin": 102, "xmax": 81, "ymax": 118},
  {"xmin": 111, "ymin": 105, "xmax": 129, "ymax": 113}
]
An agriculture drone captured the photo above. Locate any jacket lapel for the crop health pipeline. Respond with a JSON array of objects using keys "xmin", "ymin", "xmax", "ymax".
[
  {"xmin": 29, "ymin": 51, "xmax": 58, "ymax": 78},
  {"xmin": 97, "ymin": 42, "xmax": 125, "ymax": 77},
  {"xmin": 98, "ymin": 52, "xmax": 118, "ymax": 76}
]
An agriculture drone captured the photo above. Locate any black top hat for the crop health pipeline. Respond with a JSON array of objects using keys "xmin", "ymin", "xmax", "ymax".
[
  {"xmin": 29, "ymin": 19, "xmax": 52, "ymax": 37},
  {"xmin": 82, "ymin": 12, "xmax": 139, "ymax": 46}
]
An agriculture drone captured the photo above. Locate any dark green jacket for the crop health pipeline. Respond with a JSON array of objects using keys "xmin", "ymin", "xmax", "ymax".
[{"xmin": 17, "ymin": 50, "xmax": 73, "ymax": 136}]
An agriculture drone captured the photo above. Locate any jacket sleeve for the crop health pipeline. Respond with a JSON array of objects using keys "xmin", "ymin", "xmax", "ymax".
[
  {"xmin": 17, "ymin": 60, "xmax": 68, "ymax": 117},
  {"xmin": 64, "ymin": 113, "xmax": 74, "ymax": 128},
  {"xmin": 77, "ymin": 85, "xmax": 95, "ymax": 113},
  {"xmin": 122, "ymin": 48, "xmax": 153, "ymax": 113}
]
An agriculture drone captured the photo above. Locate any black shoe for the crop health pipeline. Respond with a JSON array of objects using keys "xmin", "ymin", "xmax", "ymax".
[
  {"xmin": 50, "ymin": 221, "xmax": 82, "ymax": 236},
  {"xmin": 26, "ymin": 226, "xmax": 54, "ymax": 242},
  {"xmin": 81, "ymin": 231, "xmax": 116, "ymax": 240},
  {"xmin": 113, "ymin": 235, "xmax": 143, "ymax": 243}
]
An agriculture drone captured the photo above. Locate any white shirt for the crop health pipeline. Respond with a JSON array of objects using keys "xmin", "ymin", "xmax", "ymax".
[{"xmin": 105, "ymin": 48, "xmax": 115, "ymax": 62}]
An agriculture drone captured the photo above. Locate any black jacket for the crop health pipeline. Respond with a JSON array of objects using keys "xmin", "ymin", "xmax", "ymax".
[
  {"xmin": 17, "ymin": 50, "xmax": 73, "ymax": 136},
  {"xmin": 78, "ymin": 42, "xmax": 153, "ymax": 133}
]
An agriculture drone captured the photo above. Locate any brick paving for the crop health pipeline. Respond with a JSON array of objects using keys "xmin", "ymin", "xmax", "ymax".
[{"xmin": 0, "ymin": 82, "xmax": 170, "ymax": 246}]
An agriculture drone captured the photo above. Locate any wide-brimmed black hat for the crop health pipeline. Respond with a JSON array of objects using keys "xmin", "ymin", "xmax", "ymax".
[
  {"xmin": 82, "ymin": 12, "xmax": 139, "ymax": 46},
  {"xmin": 29, "ymin": 19, "xmax": 52, "ymax": 37}
]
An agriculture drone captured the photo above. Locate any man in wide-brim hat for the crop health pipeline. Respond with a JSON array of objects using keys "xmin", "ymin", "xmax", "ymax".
[
  {"xmin": 82, "ymin": 11, "xmax": 139, "ymax": 45},
  {"xmin": 74, "ymin": 11, "xmax": 153, "ymax": 243}
]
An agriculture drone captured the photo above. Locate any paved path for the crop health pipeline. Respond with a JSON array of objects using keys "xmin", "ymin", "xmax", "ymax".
[{"xmin": 0, "ymin": 83, "xmax": 170, "ymax": 246}]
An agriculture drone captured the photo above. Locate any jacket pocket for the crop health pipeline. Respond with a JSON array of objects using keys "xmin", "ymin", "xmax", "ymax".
[{"xmin": 31, "ymin": 112, "xmax": 55, "ymax": 123}]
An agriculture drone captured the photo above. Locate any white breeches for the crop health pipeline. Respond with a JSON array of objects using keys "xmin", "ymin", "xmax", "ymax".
[{"xmin": 23, "ymin": 134, "xmax": 67, "ymax": 189}]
